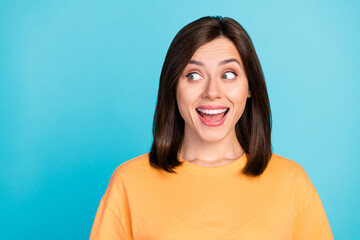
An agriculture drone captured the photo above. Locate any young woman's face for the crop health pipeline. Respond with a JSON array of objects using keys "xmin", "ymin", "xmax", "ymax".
[{"xmin": 176, "ymin": 37, "xmax": 251, "ymax": 143}]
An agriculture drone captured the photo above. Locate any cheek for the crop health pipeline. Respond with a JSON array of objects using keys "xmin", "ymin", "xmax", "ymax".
[
  {"xmin": 176, "ymin": 86, "xmax": 193, "ymax": 118},
  {"xmin": 226, "ymin": 83, "xmax": 250, "ymax": 113}
]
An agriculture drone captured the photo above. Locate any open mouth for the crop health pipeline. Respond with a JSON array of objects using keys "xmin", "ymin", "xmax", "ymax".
[{"xmin": 196, "ymin": 108, "xmax": 230, "ymax": 123}]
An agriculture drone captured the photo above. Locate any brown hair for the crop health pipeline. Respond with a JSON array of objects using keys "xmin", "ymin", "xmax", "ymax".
[{"xmin": 149, "ymin": 16, "xmax": 272, "ymax": 176}]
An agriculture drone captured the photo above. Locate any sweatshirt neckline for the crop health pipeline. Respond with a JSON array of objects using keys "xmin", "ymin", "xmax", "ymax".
[{"xmin": 178, "ymin": 153, "xmax": 247, "ymax": 174}]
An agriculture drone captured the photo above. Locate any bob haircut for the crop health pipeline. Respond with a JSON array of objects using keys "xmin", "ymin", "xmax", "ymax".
[{"xmin": 149, "ymin": 16, "xmax": 272, "ymax": 176}]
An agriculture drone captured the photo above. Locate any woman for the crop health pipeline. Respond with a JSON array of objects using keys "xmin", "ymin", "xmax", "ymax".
[{"xmin": 90, "ymin": 16, "xmax": 333, "ymax": 239}]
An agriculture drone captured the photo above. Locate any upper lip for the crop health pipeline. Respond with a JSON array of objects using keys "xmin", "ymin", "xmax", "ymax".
[{"xmin": 196, "ymin": 105, "xmax": 229, "ymax": 110}]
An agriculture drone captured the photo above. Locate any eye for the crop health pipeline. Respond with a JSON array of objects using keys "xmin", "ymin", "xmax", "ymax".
[
  {"xmin": 222, "ymin": 71, "xmax": 238, "ymax": 80},
  {"xmin": 185, "ymin": 72, "xmax": 203, "ymax": 81}
]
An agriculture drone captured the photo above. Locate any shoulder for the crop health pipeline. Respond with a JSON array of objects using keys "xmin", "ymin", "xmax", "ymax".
[
  {"xmin": 106, "ymin": 152, "xmax": 171, "ymax": 189},
  {"xmin": 265, "ymin": 153, "xmax": 309, "ymax": 177},
  {"xmin": 109, "ymin": 153, "xmax": 151, "ymax": 181},
  {"xmin": 115, "ymin": 152, "xmax": 150, "ymax": 172},
  {"xmin": 264, "ymin": 153, "xmax": 317, "ymax": 199},
  {"xmin": 102, "ymin": 153, "xmax": 151, "ymax": 201},
  {"xmin": 261, "ymin": 153, "xmax": 314, "ymax": 190}
]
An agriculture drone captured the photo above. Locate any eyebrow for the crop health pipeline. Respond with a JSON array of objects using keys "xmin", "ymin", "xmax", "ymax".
[{"xmin": 188, "ymin": 58, "xmax": 241, "ymax": 67}]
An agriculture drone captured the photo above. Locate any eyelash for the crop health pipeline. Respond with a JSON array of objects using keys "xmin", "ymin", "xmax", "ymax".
[
  {"xmin": 222, "ymin": 71, "xmax": 238, "ymax": 79},
  {"xmin": 185, "ymin": 72, "xmax": 201, "ymax": 81},
  {"xmin": 185, "ymin": 71, "xmax": 238, "ymax": 81}
]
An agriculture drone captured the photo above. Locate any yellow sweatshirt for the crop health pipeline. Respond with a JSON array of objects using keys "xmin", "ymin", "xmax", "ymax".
[{"xmin": 89, "ymin": 153, "xmax": 333, "ymax": 240}]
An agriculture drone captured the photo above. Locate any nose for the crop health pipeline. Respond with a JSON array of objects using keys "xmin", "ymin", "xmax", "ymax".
[{"xmin": 202, "ymin": 76, "xmax": 221, "ymax": 99}]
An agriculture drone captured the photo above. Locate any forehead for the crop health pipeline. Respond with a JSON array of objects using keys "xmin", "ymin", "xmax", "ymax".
[{"xmin": 191, "ymin": 37, "xmax": 241, "ymax": 61}]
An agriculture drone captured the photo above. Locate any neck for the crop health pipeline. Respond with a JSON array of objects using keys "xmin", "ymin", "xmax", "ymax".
[{"xmin": 179, "ymin": 127, "xmax": 244, "ymax": 164}]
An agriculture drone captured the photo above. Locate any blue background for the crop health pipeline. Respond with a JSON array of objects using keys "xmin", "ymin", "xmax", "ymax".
[{"xmin": 1, "ymin": 0, "xmax": 359, "ymax": 239}]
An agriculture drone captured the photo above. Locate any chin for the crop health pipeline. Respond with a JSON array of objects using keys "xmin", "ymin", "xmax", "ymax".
[{"xmin": 198, "ymin": 131, "xmax": 228, "ymax": 143}]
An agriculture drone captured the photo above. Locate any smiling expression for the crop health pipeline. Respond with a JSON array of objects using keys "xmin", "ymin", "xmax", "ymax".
[{"xmin": 176, "ymin": 37, "xmax": 251, "ymax": 143}]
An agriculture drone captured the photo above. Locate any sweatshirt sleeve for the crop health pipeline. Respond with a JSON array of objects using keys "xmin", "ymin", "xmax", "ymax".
[
  {"xmin": 89, "ymin": 165, "xmax": 133, "ymax": 240},
  {"xmin": 292, "ymin": 174, "xmax": 334, "ymax": 240},
  {"xmin": 89, "ymin": 198, "xmax": 129, "ymax": 240}
]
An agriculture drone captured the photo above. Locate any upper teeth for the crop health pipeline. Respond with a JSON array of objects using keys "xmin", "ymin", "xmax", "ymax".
[{"xmin": 197, "ymin": 108, "xmax": 228, "ymax": 114}]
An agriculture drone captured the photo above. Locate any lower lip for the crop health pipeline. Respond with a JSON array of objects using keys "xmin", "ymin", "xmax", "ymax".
[{"xmin": 196, "ymin": 110, "xmax": 229, "ymax": 127}]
